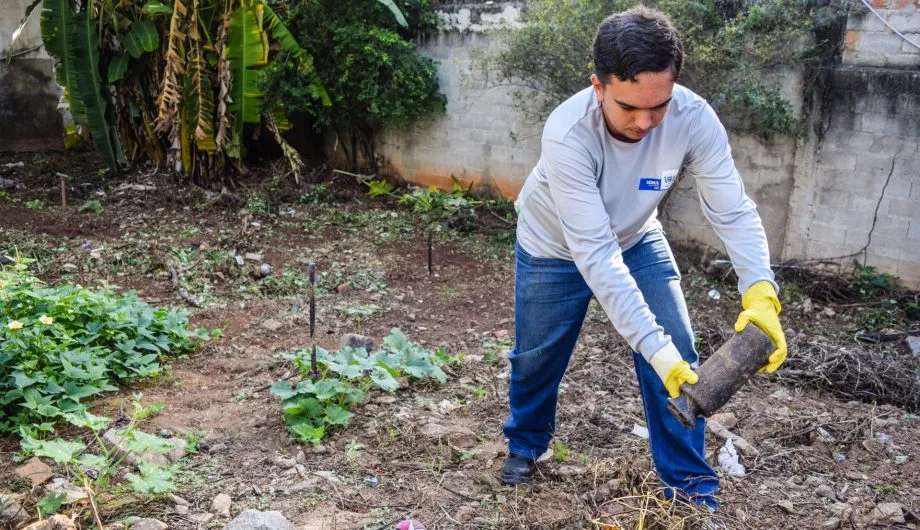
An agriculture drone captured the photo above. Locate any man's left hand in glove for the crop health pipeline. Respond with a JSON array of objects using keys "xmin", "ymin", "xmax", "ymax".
[{"xmin": 734, "ymin": 280, "xmax": 786, "ymax": 373}]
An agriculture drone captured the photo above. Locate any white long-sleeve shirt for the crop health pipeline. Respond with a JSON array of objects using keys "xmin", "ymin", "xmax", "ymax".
[{"xmin": 515, "ymin": 84, "xmax": 775, "ymax": 361}]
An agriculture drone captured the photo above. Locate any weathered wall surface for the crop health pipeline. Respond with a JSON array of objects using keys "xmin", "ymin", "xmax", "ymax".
[
  {"xmin": 843, "ymin": 0, "xmax": 920, "ymax": 68},
  {"xmin": 375, "ymin": 2, "xmax": 541, "ymax": 198},
  {"xmin": 782, "ymin": 0, "xmax": 920, "ymax": 287},
  {"xmin": 0, "ymin": 0, "xmax": 64, "ymax": 151},
  {"xmin": 376, "ymin": 1, "xmax": 920, "ymax": 287}
]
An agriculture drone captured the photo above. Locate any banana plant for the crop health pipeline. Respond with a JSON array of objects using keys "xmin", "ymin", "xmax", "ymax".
[{"xmin": 29, "ymin": 0, "xmax": 404, "ymax": 184}]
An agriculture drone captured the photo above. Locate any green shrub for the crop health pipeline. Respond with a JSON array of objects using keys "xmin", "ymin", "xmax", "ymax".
[
  {"xmin": 262, "ymin": 0, "xmax": 445, "ymax": 170},
  {"xmin": 483, "ymin": 0, "xmax": 845, "ymax": 139},
  {"xmin": 271, "ymin": 328, "xmax": 450, "ymax": 445},
  {"xmin": 0, "ymin": 259, "xmax": 209, "ymax": 434},
  {"xmin": 399, "ymin": 178, "xmax": 478, "ymax": 232},
  {"xmin": 78, "ymin": 200, "xmax": 104, "ymax": 214}
]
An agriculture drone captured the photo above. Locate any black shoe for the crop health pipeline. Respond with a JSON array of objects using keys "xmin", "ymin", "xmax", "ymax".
[{"xmin": 501, "ymin": 454, "xmax": 536, "ymax": 485}]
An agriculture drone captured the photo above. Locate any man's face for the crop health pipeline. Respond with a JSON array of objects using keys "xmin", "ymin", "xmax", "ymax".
[{"xmin": 591, "ymin": 70, "xmax": 675, "ymax": 143}]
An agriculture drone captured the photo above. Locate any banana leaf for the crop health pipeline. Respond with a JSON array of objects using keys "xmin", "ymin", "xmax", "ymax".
[
  {"xmin": 262, "ymin": 3, "xmax": 329, "ymax": 105},
  {"xmin": 377, "ymin": 0, "xmax": 407, "ymax": 27},
  {"xmin": 108, "ymin": 53, "xmax": 128, "ymax": 83},
  {"xmin": 122, "ymin": 20, "xmax": 160, "ymax": 58},
  {"xmin": 72, "ymin": 10, "xmax": 124, "ymax": 170},
  {"xmin": 227, "ymin": 6, "xmax": 266, "ymax": 126},
  {"xmin": 155, "ymin": 0, "xmax": 188, "ymax": 133},
  {"xmin": 40, "ymin": 0, "xmax": 87, "ymax": 125},
  {"xmin": 188, "ymin": 0, "xmax": 216, "ymax": 153},
  {"xmin": 141, "ymin": 0, "xmax": 173, "ymax": 15}
]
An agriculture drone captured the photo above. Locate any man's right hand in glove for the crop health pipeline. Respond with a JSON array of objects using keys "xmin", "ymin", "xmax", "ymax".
[{"xmin": 649, "ymin": 342, "xmax": 698, "ymax": 398}]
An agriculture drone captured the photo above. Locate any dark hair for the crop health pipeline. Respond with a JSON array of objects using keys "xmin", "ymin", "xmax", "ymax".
[{"xmin": 593, "ymin": 5, "xmax": 683, "ymax": 83}]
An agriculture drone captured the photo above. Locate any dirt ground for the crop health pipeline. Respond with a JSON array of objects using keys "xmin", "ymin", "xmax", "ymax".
[{"xmin": 1, "ymin": 151, "xmax": 919, "ymax": 530}]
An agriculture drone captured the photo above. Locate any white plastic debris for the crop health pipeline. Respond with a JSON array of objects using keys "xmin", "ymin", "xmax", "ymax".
[
  {"xmin": 717, "ymin": 438, "xmax": 746, "ymax": 478},
  {"xmin": 707, "ymin": 289, "xmax": 721, "ymax": 300},
  {"xmin": 436, "ymin": 399, "xmax": 459, "ymax": 415},
  {"xmin": 630, "ymin": 423, "xmax": 649, "ymax": 439}
]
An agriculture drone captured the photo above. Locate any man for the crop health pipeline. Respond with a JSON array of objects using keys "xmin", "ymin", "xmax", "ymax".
[{"xmin": 501, "ymin": 6, "xmax": 787, "ymax": 511}]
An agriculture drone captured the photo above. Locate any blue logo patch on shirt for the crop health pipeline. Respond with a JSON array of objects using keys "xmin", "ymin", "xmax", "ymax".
[{"xmin": 638, "ymin": 178, "xmax": 662, "ymax": 191}]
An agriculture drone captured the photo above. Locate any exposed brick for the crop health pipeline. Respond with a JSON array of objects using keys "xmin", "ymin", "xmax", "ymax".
[{"xmin": 845, "ymin": 29, "xmax": 860, "ymax": 50}]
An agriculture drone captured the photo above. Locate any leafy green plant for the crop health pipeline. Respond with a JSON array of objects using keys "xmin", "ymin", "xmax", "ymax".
[
  {"xmin": 551, "ymin": 439, "xmax": 570, "ymax": 463},
  {"xmin": 24, "ymin": 199, "xmax": 46, "ymax": 210},
  {"xmin": 35, "ymin": 492, "xmax": 67, "ymax": 518},
  {"xmin": 341, "ymin": 304, "xmax": 380, "ymax": 333},
  {"xmin": 398, "ymin": 178, "xmax": 478, "ymax": 232},
  {"xmin": 262, "ymin": 0, "xmax": 445, "ymax": 171},
  {"xmin": 78, "ymin": 200, "xmax": 104, "ymax": 214},
  {"xmin": 18, "ymin": 0, "xmax": 331, "ymax": 181},
  {"xmin": 365, "ymin": 179, "xmax": 395, "ymax": 198},
  {"xmin": 853, "ymin": 261, "xmax": 896, "ymax": 299},
  {"xmin": 0, "ymin": 258, "xmax": 209, "ymax": 434},
  {"xmin": 270, "ymin": 328, "xmax": 447, "ymax": 445},
  {"xmin": 18, "ymin": 395, "xmax": 177, "ymax": 521}
]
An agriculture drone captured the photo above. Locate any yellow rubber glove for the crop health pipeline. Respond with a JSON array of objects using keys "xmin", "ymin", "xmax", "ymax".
[
  {"xmin": 649, "ymin": 342, "xmax": 699, "ymax": 398},
  {"xmin": 735, "ymin": 280, "xmax": 787, "ymax": 373}
]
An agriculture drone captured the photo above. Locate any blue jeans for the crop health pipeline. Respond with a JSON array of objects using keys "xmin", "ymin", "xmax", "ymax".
[{"xmin": 503, "ymin": 229, "xmax": 718, "ymax": 506}]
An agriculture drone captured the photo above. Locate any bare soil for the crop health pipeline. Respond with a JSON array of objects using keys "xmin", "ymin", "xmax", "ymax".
[{"xmin": 1, "ymin": 152, "xmax": 919, "ymax": 530}]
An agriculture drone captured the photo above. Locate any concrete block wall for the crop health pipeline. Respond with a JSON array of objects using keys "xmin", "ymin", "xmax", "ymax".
[
  {"xmin": 372, "ymin": 1, "xmax": 920, "ymax": 286},
  {"xmin": 783, "ymin": 67, "xmax": 920, "ymax": 288},
  {"xmin": 843, "ymin": 0, "xmax": 920, "ymax": 68},
  {"xmin": 661, "ymin": 133, "xmax": 799, "ymax": 262},
  {"xmin": 376, "ymin": 2, "xmax": 541, "ymax": 197}
]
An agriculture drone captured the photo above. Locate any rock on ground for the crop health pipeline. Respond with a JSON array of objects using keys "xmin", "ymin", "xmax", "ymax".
[
  {"xmin": 102, "ymin": 429, "xmax": 187, "ymax": 469},
  {"xmin": 341, "ymin": 333, "xmax": 374, "ymax": 351},
  {"xmin": 866, "ymin": 503, "xmax": 905, "ymax": 526},
  {"xmin": 211, "ymin": 493, "xmax": 232, "ymax": 517},
  {"xmin": 130, "ymin": 518, "xmax": 168, "ymax": 530},
  {"xmin": 45, "ymin": 478, "xmax": 87, "ymax": 503},
  {"xmin": 22, "ymin": 514, "xmax": 77, "ymax": 530},
  {"xmin": 222, "ymin": 510, "xmax": 297, "ymax": 530},
  {"xmin": 1, "ymin": 493, "xmax": 26, "ymax": 526},
  {"xmin": 15, "ymin": 457, "xmax": 53, "ymax": 488},
  {"xmin": 261, "ymin": 319, "xmax": 283, "ymax": 332},
  {"xmin": 418, "ymin": 422, "xmax": 477, "ymax": 448}
]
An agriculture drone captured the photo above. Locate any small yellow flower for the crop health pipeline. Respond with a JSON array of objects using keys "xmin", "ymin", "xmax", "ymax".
[
  {"xmin": 39, "ymin": 315, "xmax": 54, "ymax": 325},
  {"xmin": 7, "ymin": 320, "xmax": 23, "ymax": 330}
]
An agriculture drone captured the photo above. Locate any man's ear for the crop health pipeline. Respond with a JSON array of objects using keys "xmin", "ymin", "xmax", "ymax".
[{"xmin": 591, "ymin": 74, "xmax": 604, "ymax": 103}]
